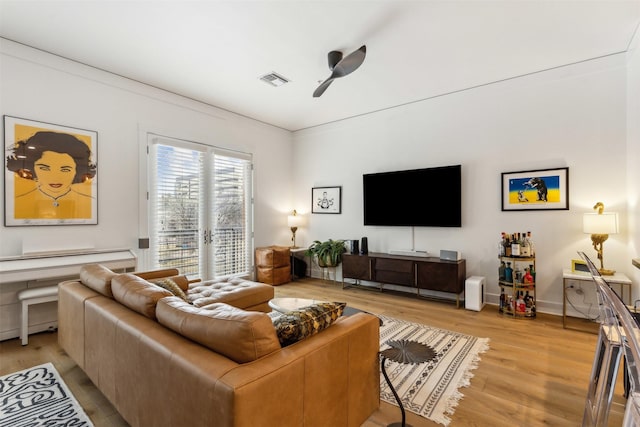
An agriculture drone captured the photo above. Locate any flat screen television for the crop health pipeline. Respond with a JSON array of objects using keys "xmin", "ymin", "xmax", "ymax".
[{"xmin": 363, "ymin": 165, "xmax": 462, "ymax": 227}]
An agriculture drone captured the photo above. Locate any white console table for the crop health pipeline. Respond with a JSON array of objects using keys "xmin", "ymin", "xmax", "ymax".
[
  {"xmin": 562, "ymin": 269, "xmax": 632, "ymax": 333},
  {"xmin": 0, "ymin": 248, "xmax": 137, "ymax": 341}
]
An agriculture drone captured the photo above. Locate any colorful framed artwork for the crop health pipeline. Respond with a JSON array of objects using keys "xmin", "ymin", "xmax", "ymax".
[
  {"xmin": 501, "ymin": 167, "xmax": 569, "ymax": 211},
  {"xmin": 4, "ymin": 115, "xmax": 98, "ymax": 226},
  {"xmin": 312, "ymin": 186, "xmax": 341, "ymax": 214}
]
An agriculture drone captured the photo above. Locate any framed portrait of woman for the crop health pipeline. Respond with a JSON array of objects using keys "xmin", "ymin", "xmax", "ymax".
[{"xmin": 4, "ymin": 116, "xmax": 98, "ymax": 226}]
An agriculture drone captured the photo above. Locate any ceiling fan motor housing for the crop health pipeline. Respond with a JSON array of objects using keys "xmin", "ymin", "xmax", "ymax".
[{"xmin": 328, "ymin": 51, "xmax": 343, "ymax": 70}]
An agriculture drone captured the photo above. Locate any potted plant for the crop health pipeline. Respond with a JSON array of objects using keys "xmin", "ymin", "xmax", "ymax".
[{"xmin": 305, "ymin": 239, "xmax": 347, "ymax": 267}]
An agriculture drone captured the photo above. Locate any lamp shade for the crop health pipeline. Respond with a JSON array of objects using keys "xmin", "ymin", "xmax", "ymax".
[
  {"xmin": 583, "ymin": 212, "xmax": 619, "ymax": 234},
  {"xmin": 288, "ymin": 212, "xmax": 304, "ymax": 228}
]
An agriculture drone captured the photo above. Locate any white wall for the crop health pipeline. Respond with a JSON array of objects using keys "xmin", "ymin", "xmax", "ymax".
[
  {"xmin": 627, "ymin": 30, "xmax": 640, "ymax": 288},
  {"xmin": 0, "ymin": 40, "xmax": 294, "ymax": 268},
  {"xmin": 292, "ymin": 53, "xmax": 631, "ymax": 315},
  {"xmin": 1, "ymin": 37, "xmax": 636, "ymax": 315}
]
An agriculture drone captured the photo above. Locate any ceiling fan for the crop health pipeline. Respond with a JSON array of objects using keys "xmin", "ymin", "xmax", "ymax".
[{"xmin": 313, "ymin": 45, "xmax": 367, "ymax": 98}]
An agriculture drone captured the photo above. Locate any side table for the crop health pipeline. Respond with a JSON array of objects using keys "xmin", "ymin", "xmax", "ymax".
[
  {"xmin": 562, "ymin": 269, "xmax": 632, "ymax": 333},
  {"xmin": 380, "ymin": 340, "xmax": 436, "ymax": 427},
  {"xmin": 290, "ymin": 247, "xmax": 308, "ymax": 281}
]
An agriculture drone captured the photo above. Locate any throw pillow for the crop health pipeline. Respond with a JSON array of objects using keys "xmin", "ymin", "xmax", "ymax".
[
  {"xmin": 272, "ymin": 302, "xmax": 346, "ymax": 347},
  {"xmin": 151, "ymin": 277, "xmax": 190, "ymax": 302}
]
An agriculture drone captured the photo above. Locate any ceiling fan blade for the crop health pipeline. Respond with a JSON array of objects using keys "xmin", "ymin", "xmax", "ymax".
[
  {"xmin": 332, "ymin": 45, "xmax": 366, "ymax": 78},
  {"xmin": 313, "ymin": 77, "xmax": 335, "ymax": 98},
  {"xmin": 312, "ymin": 45, "xmax": 366, "ymax": 97}
]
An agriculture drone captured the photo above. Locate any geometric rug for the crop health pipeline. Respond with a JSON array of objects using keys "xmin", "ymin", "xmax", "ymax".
[
  {"xmin": 0, "ymin": 362, "xmax": 94, "ymax": 427},
  {"xmin": 379, "ymin": 315, "xmax": 490, "ymax": 426}
]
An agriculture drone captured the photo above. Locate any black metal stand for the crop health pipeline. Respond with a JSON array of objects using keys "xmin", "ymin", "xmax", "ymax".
[
  {"xmin": 381, "ymin": 355, "xmax": 409, "ymax": 427},
  {"xmin": 379, "ymin": 340, "xmax": 436, "ymax": 427}
]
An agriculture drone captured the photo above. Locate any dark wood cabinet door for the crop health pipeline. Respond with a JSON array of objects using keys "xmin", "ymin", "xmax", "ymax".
[
  {"xmin": 374, "ymin": 258, "xmax": 415, "ymax": 287},
  {"xmin": 416, "ymin": 259, "xmax": 465, "ymax": 293},
  {"xmin": 342, "ymin": 254, "xmax": 371, "ymax": 280}
]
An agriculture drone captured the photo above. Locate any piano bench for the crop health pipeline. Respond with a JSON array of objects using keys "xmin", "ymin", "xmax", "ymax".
[{"xmin": 17, "ymin": 285, "xmax": 58, "ymax": 346}]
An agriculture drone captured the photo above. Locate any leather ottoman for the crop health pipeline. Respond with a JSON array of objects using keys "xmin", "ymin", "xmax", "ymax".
[{"xmin": 255, "ymin": 246, "xmax": 291, "ymax": 286}]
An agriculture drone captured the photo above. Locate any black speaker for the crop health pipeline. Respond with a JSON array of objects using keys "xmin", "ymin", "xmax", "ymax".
[
  {"xmin": 360, "ymin": 237, "xmax": 368, "ymax": 255},
  {"xmin": 351, "ymin": 239, "xmax": 359, "ymax": 254}
]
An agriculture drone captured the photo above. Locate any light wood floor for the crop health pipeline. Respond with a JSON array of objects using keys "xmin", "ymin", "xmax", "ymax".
[{"xmin": 0, "ymin": 277, "xmax": 627, "ymax": 426}]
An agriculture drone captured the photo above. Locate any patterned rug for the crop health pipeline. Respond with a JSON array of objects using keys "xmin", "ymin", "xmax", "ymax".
[
  {"xmin": 379, "ymin": 315, "xmax": 490, "ymax": 426},
  {"xmin": 0, "ymin": 362, "xmax": 94, "ymax": 427}
]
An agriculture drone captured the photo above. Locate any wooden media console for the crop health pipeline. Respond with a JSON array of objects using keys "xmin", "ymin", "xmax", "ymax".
[{"xmin": 341, "ymin": 252, "xmax": 466, "ymax": 307}]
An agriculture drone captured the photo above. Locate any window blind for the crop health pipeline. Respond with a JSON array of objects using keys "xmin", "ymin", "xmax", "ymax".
[{"xmin": 149, "ymin": 135, "xmax": 252, "ymax": 279}]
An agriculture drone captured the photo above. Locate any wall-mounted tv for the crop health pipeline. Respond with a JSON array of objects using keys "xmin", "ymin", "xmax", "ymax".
[{"xmin": 363, "ymin": 165, "xmax": 462, "ymax": 227}]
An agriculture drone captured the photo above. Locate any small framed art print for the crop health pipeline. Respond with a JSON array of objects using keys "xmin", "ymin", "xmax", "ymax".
[{"xmin": 312, "ymin": 186, "xmax": 341, "ymax": 214}]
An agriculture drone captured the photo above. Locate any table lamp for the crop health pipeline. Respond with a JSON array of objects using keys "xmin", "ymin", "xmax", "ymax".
[
  {"xmin": 287, "ymin": 210, "xmax": 303, "ymax": 248},
  {"xmin": 583, "ymin": 202, "xmax": 618, "ymax": 275}
]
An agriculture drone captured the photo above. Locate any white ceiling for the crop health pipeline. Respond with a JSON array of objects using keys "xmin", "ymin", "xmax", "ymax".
[{"xmin": 1, "ymin": 1, "xmax": 639, "ymax": 132}]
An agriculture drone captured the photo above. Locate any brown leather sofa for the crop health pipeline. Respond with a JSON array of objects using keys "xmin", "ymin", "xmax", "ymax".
[{"xmin": 58, "ymin": 264, "xmax": 380, "ymax": 427}]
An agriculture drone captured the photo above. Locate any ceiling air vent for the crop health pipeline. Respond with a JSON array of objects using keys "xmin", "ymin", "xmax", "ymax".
[{"xmin": 259, "ymin": 72, "xmax": 290, "ymax": 87}]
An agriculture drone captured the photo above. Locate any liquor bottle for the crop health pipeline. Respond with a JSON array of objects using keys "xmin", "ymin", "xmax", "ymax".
[
  {"xmin": 526, "ymin": 231, "xmax": 535, "ymax": 256},
  {"xmin": 529, "ymin": 264, "xmax": 536, "ymax": 282},
  {"xmin": 524, "ymin": 291, "xmax": 533, "ymax": 314},
  {"xmin": 499, "ymin": 287, "xmax": 506, "ymax": 311},
  {"xmin": 504, "ymin": 262, "xmax": 513, "ymax": 282},
  {"xmin": 520, "ymin": 231, "xmax": 530, "ymax": 256},
  {"xmin": 515, "ymin": 266, "xmax": 522, "ymax": 283},
  {"xmin": 505, "ymin": 234, "xmax": 512, "ymax": 257},
  {"xmin": 516, "ymin": 292, "xmax": 526, "ymax": 313},
  {"xmin": 499, "ymin": 261, "xmax": 506, "ymax": 281},
  {"xmin": 511, "ymin": 233, "xmax": 521, "ymax": 256},
  {"xmin": 499, "ymin": 232, "xmax": 506, "ymax": 256},
  {"xmin": 523, "ymin": 267, "xmax": 533, "ymax": 284}
]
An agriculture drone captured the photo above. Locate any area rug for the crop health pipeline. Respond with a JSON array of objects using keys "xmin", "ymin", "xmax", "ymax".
[
  {"xmin": 379, "ymin": 315, "xmax": 490, "ymax": 426},
  {"xmin": 0, "ymin": 362, "xmax": 94, "ymax": 427}
]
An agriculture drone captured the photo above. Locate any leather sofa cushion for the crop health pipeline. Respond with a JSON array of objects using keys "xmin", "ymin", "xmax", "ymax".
[
  {"xmin": 156, "ymin": 297, "xmax": 281, "ymax": 363},
  {"xmin": 80, "ymin": 264, "xmax": 118, "ymax": 298},
  {"xmin": 112, "ymin": 273, "xmax": 172, "ymax": 320},
  {"xmin": 134, "ymin": 268, "xmax": 179, "ymax": 280},
  {"xmin": 188, "ymin": 277, "xmax": 274, "ymax": 309}
]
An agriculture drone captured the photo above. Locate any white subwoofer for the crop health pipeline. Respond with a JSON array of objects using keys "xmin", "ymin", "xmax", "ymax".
[{"xmin": 465, "ymin": 276, "xmax": 485, "ymax": 311}]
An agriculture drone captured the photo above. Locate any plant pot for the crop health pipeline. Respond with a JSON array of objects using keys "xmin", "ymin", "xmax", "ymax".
[{"xmin": 317, "ymin": 255, "xmax": 338, "ymax": 268}]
